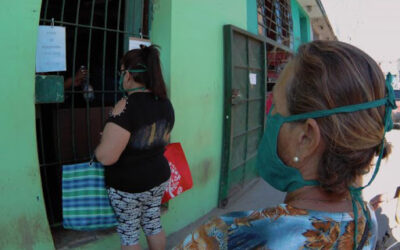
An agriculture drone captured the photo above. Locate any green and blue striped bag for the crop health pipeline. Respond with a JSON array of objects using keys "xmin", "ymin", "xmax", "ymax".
[{"xmin": 62, "ymin": 161, "xmax": 117, "ymax": 230}]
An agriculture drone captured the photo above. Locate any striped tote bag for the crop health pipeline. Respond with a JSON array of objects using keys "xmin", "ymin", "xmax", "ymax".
[{"xmin": 62, "ymin": 162, "xmax": 117, "ymax": 230}]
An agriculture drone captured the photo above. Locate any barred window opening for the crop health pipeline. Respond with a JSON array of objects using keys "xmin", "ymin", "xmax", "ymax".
[
  {"xmin": 36, "ymin": 0, "xmax": 150, "ymax": 247},
  {"xmin": 257, "ymin": 0, "xmax": 293, "ymax": 48}
]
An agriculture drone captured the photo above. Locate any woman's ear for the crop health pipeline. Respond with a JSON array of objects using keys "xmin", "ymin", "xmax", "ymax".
[
  {"xmin": 126, "ymin": 72, "xmax": 132, "ymax": 81},
  {"xmin": 297, "ymin": 118, "xmax": 322, "ymax": 158}
]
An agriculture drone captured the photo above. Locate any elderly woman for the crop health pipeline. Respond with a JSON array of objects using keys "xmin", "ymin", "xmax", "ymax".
[{"xmin": 174, "ymin": 41, "xmax": 396, "ymax": 249}]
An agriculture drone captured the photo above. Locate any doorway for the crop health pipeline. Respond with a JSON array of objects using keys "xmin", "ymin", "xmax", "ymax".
[{"xmin": 219, "ymin": 25, "xmax": 266, "ymax": 207}]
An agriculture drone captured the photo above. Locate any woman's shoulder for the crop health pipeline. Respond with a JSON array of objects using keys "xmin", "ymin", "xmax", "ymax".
[
  {"xmin": 127, "ymin": 92, "xmax": 172, "ymax": 105},
  {"xmin": 126, "ymin": 92, "xmax": 152, "ymax": 102},
  {"xmin": 173, "ymin": 204, "xmax": 377, "ymax": 250},
  {"xmin": 173, "ymin": 204, "xmax": 311, "ymax": 249}
]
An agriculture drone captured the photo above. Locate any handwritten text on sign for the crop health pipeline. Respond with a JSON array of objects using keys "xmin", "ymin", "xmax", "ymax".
[
  {"xmin": 36, "ymin": 26, "xmax": 66, "ymax": 73},
  {"xmin": 249, "ymin": 73, "xmax": 257, "ymax": 85}
]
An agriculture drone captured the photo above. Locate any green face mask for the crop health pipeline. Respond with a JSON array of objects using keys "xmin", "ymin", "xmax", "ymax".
[
  {"xmin": 257, "ymin": 77, "xmax": 396, "ymax": 249},
  {"xmin": 119, "ymin": 68, "xmax": 147, "ymax": 94}
]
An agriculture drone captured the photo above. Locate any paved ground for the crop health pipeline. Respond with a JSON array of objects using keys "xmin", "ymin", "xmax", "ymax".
[
  {"xmin": 166, "ymin": 130, "xmax": 400, "ymax": 249},
  {"xmin": 363, "ymin": 130, "xmax": 400, "ymax": 249},
  {"xmin": 363, "ymin": 130, "xmax": 400, "ymax": 201},
  {"xmin": 166, "ymin": 178, "xmax": 285, "ymax": 249}
]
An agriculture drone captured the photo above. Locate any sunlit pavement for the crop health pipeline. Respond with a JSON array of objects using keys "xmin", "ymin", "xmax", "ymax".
[
  {"xmin": 363, "ymin": 129, "xmax": 400, "ymax": 200},
  {"xmin": 165, "ymin": 178, "xmax": 285, "ymax": 249},
  {"xmin": 363, "ymin": 129, "xmax": 400, "ymax": 248}
]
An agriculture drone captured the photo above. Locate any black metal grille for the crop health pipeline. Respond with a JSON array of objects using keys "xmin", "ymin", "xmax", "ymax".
[{"xmin": 36, "ymin": 0, "xmax": 150, "ymax": 227}]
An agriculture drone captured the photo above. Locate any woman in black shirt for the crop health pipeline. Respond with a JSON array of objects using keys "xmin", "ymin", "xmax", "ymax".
[{"xmin": 95, "ymin": 45, "xmax": 174, "ymax": 250}]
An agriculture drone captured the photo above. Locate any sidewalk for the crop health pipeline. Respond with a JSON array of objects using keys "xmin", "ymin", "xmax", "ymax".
[
  {"xmin": 363, "ymin": 130, "xmax": 400, "ymax": 249},
  {"xmin": 165, "ymin": 178, "xmax": 286, "ymax": 249}
]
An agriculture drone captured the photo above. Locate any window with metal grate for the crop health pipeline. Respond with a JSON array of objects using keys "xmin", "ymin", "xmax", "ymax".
[
  {"xmin": 257, "ymin": 0, "xmax": 293, "ymax": 48},
  {"xmin": 257, "ymin": 0, "xmax": 293, "ymax": 91},
  {"xmin": 36, "ymin": 0, "xmax": 150, "ymax": 231}
]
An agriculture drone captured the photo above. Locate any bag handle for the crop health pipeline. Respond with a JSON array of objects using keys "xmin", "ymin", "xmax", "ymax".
[{"xmin": 89, "ymin": 153, "xmax": 97, "ymax": 167}]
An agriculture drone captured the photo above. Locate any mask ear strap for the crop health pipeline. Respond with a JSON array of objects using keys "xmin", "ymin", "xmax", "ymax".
[
  {"xmin": 349, "ymin": 76, "xmax": 396, "ymax": 250},
  {"xmin": 119, "ymin": 69, "xmax": 148, "ymax": 96},
  {"xmin": 349, "ymin": 125, "xmax": 386, "ymax": 249},
  {"xmin": 127, "ymin": 69, "xmax": 147, "ymax": 73}
]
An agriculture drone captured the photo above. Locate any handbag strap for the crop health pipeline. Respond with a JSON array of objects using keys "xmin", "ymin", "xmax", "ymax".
[{"xmin": 89, "ymin": 153, "xmax": 97, "ymax": 166}]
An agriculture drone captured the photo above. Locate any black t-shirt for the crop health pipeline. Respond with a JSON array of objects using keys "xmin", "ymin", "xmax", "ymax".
[{"xmin": 104, "ymin": 92, "xmax": 174, "ymax": 193}]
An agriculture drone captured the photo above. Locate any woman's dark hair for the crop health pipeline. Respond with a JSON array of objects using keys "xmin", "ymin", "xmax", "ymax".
[
  {"xmin": 287, "ymin": 40, "xmax": 391, "ymax": 196},
  {"xmin": 120, "ymin": 44, "xmax": 167, "ymax": 99}
]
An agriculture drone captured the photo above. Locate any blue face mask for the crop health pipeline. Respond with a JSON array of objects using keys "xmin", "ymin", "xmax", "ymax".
[{"xmin": 257, "ymin": 77, "xmax": 396, "ymax": 249}]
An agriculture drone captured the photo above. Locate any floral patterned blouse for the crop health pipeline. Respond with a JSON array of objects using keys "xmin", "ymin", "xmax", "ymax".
[{"xmin": 173, "ymin": 204, "xmax": 377, "ymax": 250}]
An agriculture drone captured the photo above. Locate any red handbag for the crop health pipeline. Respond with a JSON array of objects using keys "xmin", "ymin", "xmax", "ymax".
[{"xmin": 162, "ymin": 143, "xmax": 193, "ymax": 203}]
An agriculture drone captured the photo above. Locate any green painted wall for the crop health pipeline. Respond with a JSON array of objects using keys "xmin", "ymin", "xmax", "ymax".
[
  {"xmin": 152, "ymin": 0, "xmax": 248, "ymax": 235},
  {"xmin": 70, "ymin": 0, "xmax": 248, "ymax": 248},
  {"xmin": 69, "ymin": 3, "xmax": 176, "ymax": 248},
  {"xmin": 300, "ymin": 16, "xmax": 309, "ymax": 43},
  {"xmin": 247, "ymin": 0, "xmax": 258, "ymax": 34},
  {"xmin": 0, "ymin": 0, "xmax": 54, "ymax": 249},
  {"xmin": 291, "ymin": 0, "xmax": 312, "ymax": 51},
  {"xmin": 0, "ymin": 0, "xmax": 248, "ymax": 249},
  {"xmin": 151, "ymin": 0, "xmax": 172, "ymax": 93},
  {"xmin": 0, "ymin": 0, "xmax": 310, "ymax": 248}
]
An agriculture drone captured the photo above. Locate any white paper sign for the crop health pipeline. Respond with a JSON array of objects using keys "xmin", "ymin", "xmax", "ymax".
[
  {"xmin": 36, "ymin": 26, "xmax": 66, "ymax": 73},
  {"xmin": 129, "ymin": 37, "xmax": 151, "ymax": 50},
  {"xmin": 249, "ymin": 73, "xmax": 257, "ymax": 85}
]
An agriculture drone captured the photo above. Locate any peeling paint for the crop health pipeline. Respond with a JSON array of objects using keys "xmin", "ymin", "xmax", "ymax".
[
  {"xmin": 0, "ymin": 215, "xmax": 52, "ymax": 250},
  {"xmin": 0, "ymin": 0, "xmax": 55, "ymax": 249}
]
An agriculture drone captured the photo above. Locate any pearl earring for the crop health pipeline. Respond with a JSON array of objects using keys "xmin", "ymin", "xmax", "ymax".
[{"xmin": 293, "ymin": 156, "xmax": 299, "ymax": 163}]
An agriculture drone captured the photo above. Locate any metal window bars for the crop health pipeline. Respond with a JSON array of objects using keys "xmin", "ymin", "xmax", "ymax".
[
  {"xmin": 256, "ymin": 0, "xmax": 293, "ymax": 88},
  {"xmin": 36, "ymin": 0, "xmax": 150, "ymax": 227},
  {"xmin": 257, "ymin": 0, "xmax": 293, "ymax": 49}
]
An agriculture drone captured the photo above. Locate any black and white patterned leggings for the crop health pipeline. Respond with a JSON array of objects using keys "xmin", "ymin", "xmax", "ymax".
[{"xmin": 107, "ymin": 181, "xmax": 168, "ymax": 246}]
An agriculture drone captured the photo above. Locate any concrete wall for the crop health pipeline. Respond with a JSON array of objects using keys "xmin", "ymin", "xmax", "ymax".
[
  {"xmin": 60, "ymin": 0, "xmax": 249, "ymax": 248},
  {"xmin": 247, "ymin": 0, "xmax": 259, "ymax": 34},
  {"xmin": 0, "ymin": 0, "xmax": 54, "ymax": 249},
  {"xmin": 0, "ymin": 0, "xmax": 248, "ymax": 248},
  {"xmin": 291, "ymin": 0, "xmax": 312, "ymax": 50},
  {"xmin": 153, "ymin": 0, "xmax": 248, "ymax": 234},
  {"xmin": 150, "ymin": 0, "xmax": 172, "ymax": 93},
  {"xmin": 0, "ymin": 0, "xmax": 310, "ymax": 248}
]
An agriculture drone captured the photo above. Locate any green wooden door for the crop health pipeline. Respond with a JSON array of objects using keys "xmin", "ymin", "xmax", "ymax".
[{"xmin": 219, "ymin": 25, "xmax": 266, "ymax": 207}]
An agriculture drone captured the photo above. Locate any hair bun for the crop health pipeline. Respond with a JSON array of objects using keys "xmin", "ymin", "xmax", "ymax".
[
  {"xmin": 140, "ymin": 44, "xmax": 150, "ymax": 57},
  {"xmin": 375, "ymin": 137, "xmax": 392, "ymax": 159},
  {"xmin": 379, "ymin": 138, "xmax": 392, "ymax": 159},
  {"xmin": 120, "ymin": 43, "xmax": 166, "ymax": 98},
  {"xmin": 140, "ymin": 44, "xmax": 160, "ymax": 61}
]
